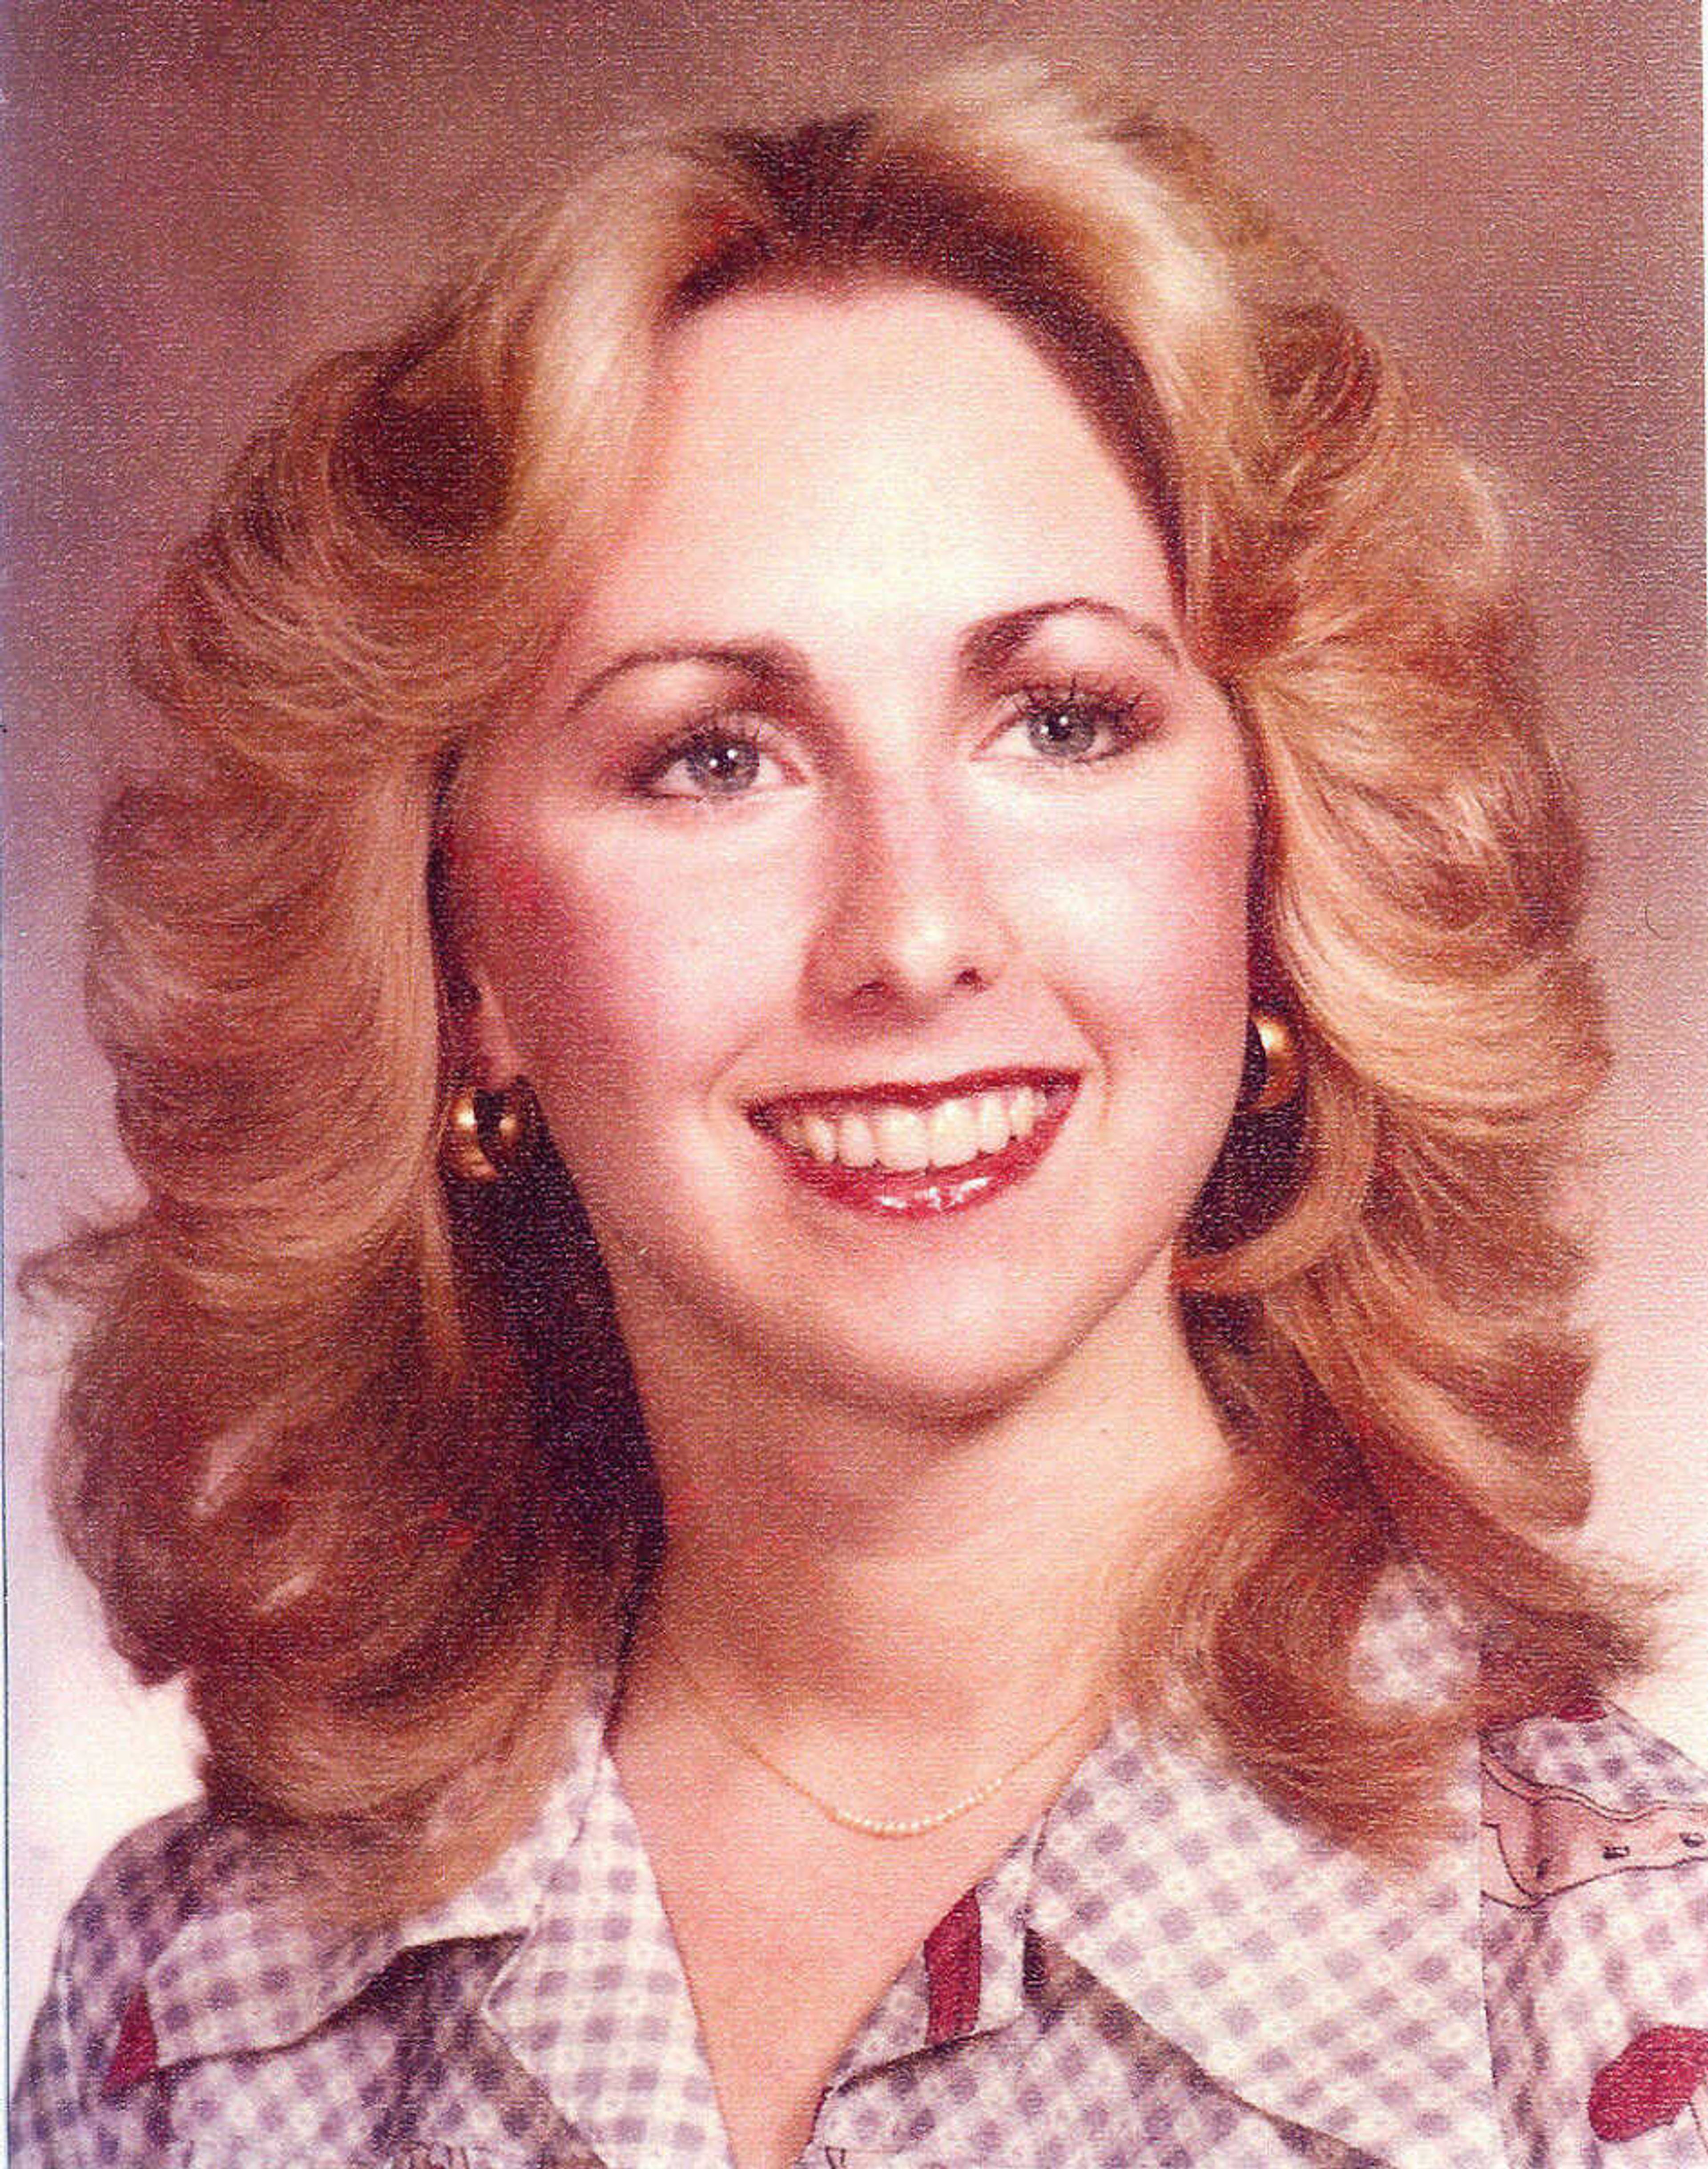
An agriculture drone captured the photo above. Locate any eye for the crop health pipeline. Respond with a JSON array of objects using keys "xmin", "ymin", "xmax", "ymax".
[
  {"xmin": 990, "ymin": 680, "xmax": 1156, "ymax": 765},
  {"xmin": 638, "ymin": 720, "xmax": 791, "ymax": 800}
]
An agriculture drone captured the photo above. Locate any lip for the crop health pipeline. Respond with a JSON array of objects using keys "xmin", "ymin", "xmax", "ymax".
[
  {"xmin": 752, "ymin": 1065, "xmax": 1071, "ymax": 1117},
  {"xmin": 749, "ymin": 1068, "xmax": 1080, "ymax": 1219}
]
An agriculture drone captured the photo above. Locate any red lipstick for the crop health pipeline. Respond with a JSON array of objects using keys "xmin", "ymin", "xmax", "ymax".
[{"xmin": 751, "ymin": 1072, "xmax": 1078, "ymax": 1219}]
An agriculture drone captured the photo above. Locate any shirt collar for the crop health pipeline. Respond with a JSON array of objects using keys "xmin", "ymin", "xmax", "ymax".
[
  {"xmin": 141, "ymin": 1665, "xmax": 614, "ymax": 2071},
  {"xmin": 140, "ymin": 1569, "xmax": 1502, "ymax": 2167},
  {"xmin": 1025, "ymin": 1567, "xmax": 1503, "ymax": 2165}
]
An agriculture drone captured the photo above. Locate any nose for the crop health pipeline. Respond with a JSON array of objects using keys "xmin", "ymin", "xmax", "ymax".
[{"xmin": 805, "ymin": 772, "xmax": 1010, "ymax": 1019}]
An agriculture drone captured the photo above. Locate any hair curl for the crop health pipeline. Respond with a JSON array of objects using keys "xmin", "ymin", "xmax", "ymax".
[{"xmin": 32, "ymin": 55, "xmax": 1646, "ymax": 1912}]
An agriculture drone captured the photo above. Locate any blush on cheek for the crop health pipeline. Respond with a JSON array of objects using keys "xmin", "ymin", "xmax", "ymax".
[
  {"xmin": 1160, "ymin": 814, "xmax": 1253, "ymax": 1003},
  {"xmin": 483, "ymin": 847, "xmax": 551, "ymax": 921},
  {"xmin": 454, "ymin": 818, "xmax": 608, "ymax": 1081},
  {"xmin": 454, "ymin": 818, "xmax": 552, "ymax": 924},
  {"xmin": 459, "ymin": 817, "xmax": 789, "ymax": 1113},
  {"xmin": 1035, "ymin": 809, "xmax": 1251, "ymax": 1003}
]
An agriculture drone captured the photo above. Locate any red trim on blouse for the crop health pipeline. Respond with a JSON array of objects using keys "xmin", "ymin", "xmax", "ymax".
[
  {"xmin": 101, "ymin": 1985, "xmax": 159, "ymax": 2096},
  {"xmin": 923, "ymin": 1890, "xmax": 982, "ymax": 2046},
  {"xmin": 1587, "ymin": 2024, "xmax": 1708, "ymax": 2140}
]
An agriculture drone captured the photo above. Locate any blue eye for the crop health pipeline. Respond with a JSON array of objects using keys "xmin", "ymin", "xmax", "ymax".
[
  {"xmin": 641, "ymin": 724, "xmax": 787, "ymax": 799},
  {"xmin": 998, "ymin": 683, "xmax": 1152, "ymax": 764},
  {"xmin": 1024, "ymin": 703, "xmax": 1108, "ymax": 758}
]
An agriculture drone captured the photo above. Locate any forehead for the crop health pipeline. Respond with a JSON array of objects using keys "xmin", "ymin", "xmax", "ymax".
[{"xmin": 566, "ymin": 280, "xmax": 1178, "ymax": 661}]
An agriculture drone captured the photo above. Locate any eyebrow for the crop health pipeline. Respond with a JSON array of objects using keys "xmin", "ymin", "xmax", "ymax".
[
  {"xmin": 558, "ymin": 598, "xmax": 1184, "ymax": 716},
  {"xmin": 557, "ymin": 641, "xmax": 813, "ymax": 722},
  {"xmin": 959, "ymin": 598, "xmax": 1184, "ymax": 677}
]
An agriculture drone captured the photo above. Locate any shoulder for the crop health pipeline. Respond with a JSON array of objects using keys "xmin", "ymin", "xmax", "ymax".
[
  {"xmin": 12, "ymin": 1660, "xmax": 616, "ymax": 2169},
  {"xmin": 1480, "ymin": 1695, "xmax": 1708, "ymax": 2156},
  {"xmin": 11, "ymin": 1799, "xmax": 262, "ymax": 2166},
  {"xmin": 60, "ymin": 1795, "xmax": 221, "ymax": 1961}
]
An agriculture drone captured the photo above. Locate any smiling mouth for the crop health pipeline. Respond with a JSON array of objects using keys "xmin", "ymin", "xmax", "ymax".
[{"xmin": 749, "ymin": 1070, "xmax": 1079, "ymax": 1217}]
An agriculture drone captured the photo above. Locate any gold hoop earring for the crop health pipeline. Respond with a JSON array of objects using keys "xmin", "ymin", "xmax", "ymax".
[
  {"xmin": 439, "ymin": 1081, "xmax": 538, "ymax": 1183},
  {"xmin": 1238, "ymin": 1010, "xmax": 1302, "ymax": 1115}
]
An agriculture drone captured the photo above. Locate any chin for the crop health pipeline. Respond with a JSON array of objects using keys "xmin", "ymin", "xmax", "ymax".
[
  {"xmin": 783, "ymin": 1342, "xmax": 1049, "ymax": 1427},
  {"xmin": 741, "ymin": 1273, "xmax": 1155, "ymax": 1429}
]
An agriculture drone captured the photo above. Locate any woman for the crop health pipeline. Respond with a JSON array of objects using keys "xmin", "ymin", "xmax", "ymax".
[{"xmin": 14, "ymin": 56, "xmax": 1708, "ymax": 2169}]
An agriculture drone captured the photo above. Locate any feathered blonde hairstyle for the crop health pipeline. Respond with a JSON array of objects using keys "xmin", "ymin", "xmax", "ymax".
[{"xmin": 34, "ymin": 56, "xmax": 1644, "ymax": 1910}]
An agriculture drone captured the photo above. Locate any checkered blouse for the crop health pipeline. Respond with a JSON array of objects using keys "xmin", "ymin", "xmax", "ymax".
[{"xmin": 14, "ymin": 1573, "xmax": 1708, "ymax": 2166}]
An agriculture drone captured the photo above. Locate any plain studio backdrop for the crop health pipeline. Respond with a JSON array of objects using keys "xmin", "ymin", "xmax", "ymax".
[{"xmin": 4, "ymin": 0, "xmax": 1703, "ymax": 2069}]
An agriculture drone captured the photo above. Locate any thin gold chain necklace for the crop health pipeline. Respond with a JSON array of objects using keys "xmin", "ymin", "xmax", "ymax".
[{"xmin": 656, "ymin": 1627, "xmax": 1106, "ymax": 1840}]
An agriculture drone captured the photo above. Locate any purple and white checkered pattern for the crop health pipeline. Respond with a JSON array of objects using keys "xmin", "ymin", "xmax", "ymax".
[{"xmin": 14, "ymin": 1572, "xmax": 1708, "ymax": 2166}]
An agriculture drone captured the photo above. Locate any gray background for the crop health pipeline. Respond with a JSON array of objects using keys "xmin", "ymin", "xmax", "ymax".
[{"xmin": 6, "ymin": 0, "xmax": 1704, "ymax": 2061}]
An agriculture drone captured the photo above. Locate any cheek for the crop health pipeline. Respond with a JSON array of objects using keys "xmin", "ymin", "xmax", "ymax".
[
  {"xmin": 1006, "ymin": 804, "xmax": 1252, "ymax": 1057},
  {"xmin": 464, "ymin": 817, "xmax": 801, "ymax": 1102}
]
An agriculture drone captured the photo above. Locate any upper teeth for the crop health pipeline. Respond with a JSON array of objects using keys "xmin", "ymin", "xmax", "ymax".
[{"xmin": 772, "ymin": 1085, "xmax": 1047, "ymax": 1172}]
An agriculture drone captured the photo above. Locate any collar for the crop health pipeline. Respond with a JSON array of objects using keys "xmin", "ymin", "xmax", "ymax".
[
  {"xmin": 139, "ymin": 1668, "xmax": 616, "ymax": 2072},
  {"xmin": 137, "ymin": 1571, "xmax": 1500, "ymax": 2167},
  {"xmin": 1025, "ymin": 1567, "xmax": 1503, "ymax": 2165}
]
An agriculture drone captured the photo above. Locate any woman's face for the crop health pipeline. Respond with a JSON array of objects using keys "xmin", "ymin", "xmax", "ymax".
[{"xmin": 452, "ymin": 282, "xmax": 1253, "ymax": 1419}]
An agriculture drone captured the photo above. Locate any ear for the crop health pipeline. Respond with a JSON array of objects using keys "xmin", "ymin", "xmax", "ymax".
[
  {"xmin": 450, "ymin": 965, "xmax": 525, "ymax": 1091},
  {"xmin": 433, "ymin": 818, "xmax": 527, "ymax": 1089}
]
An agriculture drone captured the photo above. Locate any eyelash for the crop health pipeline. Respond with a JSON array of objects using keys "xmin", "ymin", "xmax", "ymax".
[
  {"xmin": 630, "ymin": 675, "xmax": 1160, "ymax": 800},
  {"xmin": 995, "ymin": 677, "xmax": 1160, "ymax": 764},
  {"xmin": 632, "ymin": 716, "xmax": 783, "ymax": 800}
]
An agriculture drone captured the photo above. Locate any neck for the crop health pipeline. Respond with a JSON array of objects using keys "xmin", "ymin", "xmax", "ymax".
[{"xmin": 613, "ymin": 1269, "xmax": 1231, "ymax": 1759}]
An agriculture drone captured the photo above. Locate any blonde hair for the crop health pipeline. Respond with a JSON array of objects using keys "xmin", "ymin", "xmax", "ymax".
[{"xmin": 35, "ymin": 56, "xmax": 1644, "ymax": 1909}]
